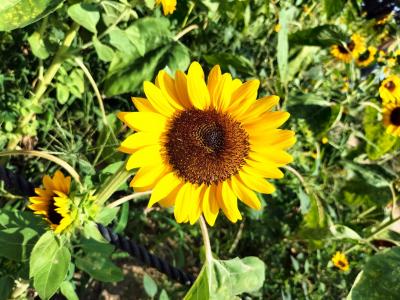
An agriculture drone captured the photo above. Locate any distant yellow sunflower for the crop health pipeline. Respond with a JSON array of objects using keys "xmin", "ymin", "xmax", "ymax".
[
  {"xmin": 377, "ymin": 50, "xmax": 386, "ymax": 64},
  {"xmin": 29, "ymin": 170, "xmax": 73, "ymax": 233},
  {"xmin": 331, "ymin": 34, "xmax": 366, "ymax": 63},
  {"xmin": 379, "ymin": 75, "xmax": 400, "ymax": 103},
  {"xmin": 332, "ymin": 251, "xmax": 349, "ymax": 271},
  {"xmin": 356, "ymin": 46, "xmax": 377, "ymax": 67},
  {"xmin": 156, "ymin": 0, "xmax": 176, "ymax": 15},
  {"xmin": 383, "ymin": 102, "xmax": 400, "ymax": 136},
  {"xmin": 118, "ymin": 62, "xmax": 295, "ymax": 226}
]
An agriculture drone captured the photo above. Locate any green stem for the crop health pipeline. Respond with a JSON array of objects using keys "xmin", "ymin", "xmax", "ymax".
[
  {"xmin": 7, "ymin": 22, "xmax": 80, "ymax": 150},
  {"xmin": 199, "ymin": 216, "xmax": 213, "ymax": 263},
  {"xmin": 95, "ymin": 161, "xmax": 133, "ymax": 206}
]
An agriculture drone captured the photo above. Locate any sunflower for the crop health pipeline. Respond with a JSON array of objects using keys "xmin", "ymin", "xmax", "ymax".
[
  {"xmin": 331, "ymin": 251, "xmax": 349, "ymax": 271},
  {"xmin": 29, "ymin": 170, "xmax": 73, "ymax": 233},
  {"xmin": 118, "ymin": 62, "xmax": 295, "ymax": 226},
  {"xmin": 331, "ymin": 34, "xmax": 366, "ymax": 63},
  {"xmin": 156, "ymin": 0, "xmax": 176, "ymax": 15},
  {"xmin": 356, "ymin": 46, "xmax": 377, "ymax": 67},
  {"xmin": 379, "ymin": 75, "xmax": 400, "ymax": 103},
  {"xmin": 382, "ymin": 102, "xmax": 400, "ymax": 136}
]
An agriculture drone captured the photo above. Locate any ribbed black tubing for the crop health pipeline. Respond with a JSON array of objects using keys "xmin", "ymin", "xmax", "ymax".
[
  {"xmin": 97, "ymin": 224, "xmax": 196, "ymax": 285},
  {"xmin": 0, "ymin": 165, "xmax": 196, "ymax": 286}
]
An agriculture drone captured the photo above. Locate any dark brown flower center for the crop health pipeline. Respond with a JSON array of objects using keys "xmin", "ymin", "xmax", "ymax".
[
  {"xmin": 385, "ymin": 80, "xmax": 396, "ymax": 91},
  {"xmin": 358, "ymin": 50, "xmax": 370, "ymax": 62},
  {"xmin": 338, "ymin": 260, "xmax": 347, "ymax": 268},
  {"xmin": 164, "ymin": 109, "xmax": 250, "ymax": 185},
  {"xmin": 390, "ymin": 107, "xmax": 400, "ymax": 126},
  {"xmin": 47, "ymin": 198, "xmax": 62, "ymax": 225},
  {"xmin": 338, "ymin": 41, "xmax": 355, "ymax": 54}
]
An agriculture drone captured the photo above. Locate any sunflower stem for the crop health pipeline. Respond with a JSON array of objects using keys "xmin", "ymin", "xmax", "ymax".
[
  {"xmin": 199, "ymin": 216, "xmax": 213, "ymax": 264},
  {"xmin": 107, "ymin": 191, "xmax": 152, "ymax": 208},
  {"xmin": 95, "ymin": 161, "xmax": 133, "ymax": 206}
]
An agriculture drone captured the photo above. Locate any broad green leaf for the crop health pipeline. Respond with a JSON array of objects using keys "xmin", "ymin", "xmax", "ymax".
[
  {"xmin": 341, "ymin": 178, "xmax": 391, "ymax": 207},
  {"xmin": 204, "ymin": 53, "xmax": 255, "ymax": 76},
  {"xmin": 277, "ymin": 9, "xmax": 289, "ymax": 85},
  {"xmin": 143, "ymin": 273, "xmax": 158, "ymax": 298},
  {"xmin": 75, "ymin": 252, "xmax": 123, "ymax": 282},
  {"xmin": 0, "ymin": 0, "xmax": 63, "ymax": 31},
  {"xmin": 56, "ymin": 83, "xmax": 70, "ymax": 104},
  {"xmin": 347, "ymin": 247, "xmax": 400, "ymax": 300},
  {"xmin": 0, "ymin": 276, "xmax": 13, "ymax": 300},
  {"xmin": 363, "ymin": 106, "xmax": 398, "ymax": 160},
  {"xmin": 93, "ymin": 37, "xmax": 115, "ymax": 62},
  {"xmin": 67, "ymin": 3, "xmax": 100, "ymax": 33},
  {"xmin": 28, "ymin": 32, "xmax": 49, "ymax": 59},
  {"xmin": 95, "ymin": 207, "xmax": 119, "ymax": 226},
  {"xmin": 159, "ymin": 289, "xmax": 170, "ymax": 300},
  {"xmin": 60, "ymin": 281, "xmax": 79, "ymax": 300},
  {"xmin": 80, "ymin": 238, "xmax": 115, "ymax": 257},
  {"xmin": 30, "ymin": 231, "xmax": 71, "ymax": 300},
  {"xmin": 0, "ymin": 210, "xmax": 44, "ymax": 261},
  {"xmin": 184, "ymin": 256, "xmax": 265, "ymax": 300},
  {"xmin": 289, "ymin": 25, "xmax": 346, "ymax": 47},
  {"xmin": 329, "ymin": 224, "xmax": 362, "ymax": 241},
  {"xmin": 324, "ymin": 0, "xmax": 346, "ymax": 18}
]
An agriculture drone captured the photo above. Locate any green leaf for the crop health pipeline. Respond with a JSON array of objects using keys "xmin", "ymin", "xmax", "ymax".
[
  {"xmin": 0, "ymin": 0, "xmax": 63, "ymax": 31},
  {"xmin": 104, "ymin": 41, "xmax": 189, "ymax": 97},
  {"xmin": 289, "ymin": 25, "xmax": 346, "ymax": 47},
  {"xmin": 67, "ymin": 3, "xmax": 100, "ymax": 33},
  {"xmin": 30, "ymin": 231, "xmax": 71, "ymax": 300},
  {"xmin": 277, "ymin": 8, "xmax": 289, "ymax": 85},
  {"xmin": 0, "ymin": 210, "xmax": 44, "ymax": 261},
  {"xmin": 60, "ymin": 281, "xmax": 79, "ymax": 300},
  {"xmin": 75, "ymin": 252, "xmax": 123, "ymax": 282},
  {"xmin": 347, "ymin": 247, "xmax": 400, "ymax": 300},
  {"xmin": 80, "ymin": 238, "xmax": 115, "ymax": 257},
  {"xmin": 324, "ymin": 0, "xmax": 346, "ymax": 18},
  {"xmin": 95, "ymin": 207, "xmax": 119, "ymax": 226},
  {"xmin": 159, "ymin": 289, "xmax": 170, "ymax": 300},
  {"xmin": 329, "ymin": 224, "xmax": 362, "ymax": 241},
  {"xmin": 28, "ymin": 31, "xmax": 49, "ymax": 59},
  {"xmin": 184, "ymin": 256, "xmax": 265, "ymax": 299},
  {"xmin": 56, "ymin": 83, "xmax": 70, "ymax": 104},
  {"xmin": 93, "ymin": 37, "xmax": 115, "ymax": 62},
  {"xmin": 0, "ymin": 276, "xmax": 13, "ymax": 300},
  {"xmin": 143, "ymin": 273, "xmax": 158, "ymax": 298},
  {"xmin": 203, "ymin": 53, "xmax": 255, "ymax": 76},
  {"xmin": 363, "ymin": 106, "xmax": 397, "ymax": 160}
]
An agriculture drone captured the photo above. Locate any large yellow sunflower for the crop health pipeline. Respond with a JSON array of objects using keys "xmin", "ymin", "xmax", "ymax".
[
  {"xmin": 356, "ymin": 46, "xmax": 377, "ymax": 67},
  {"xmin": 29, "ymin": 170, "xmax": 73, "ymax": 233},
  {"xmin": 331, "ymin": 34, "xmax": 366, "ymax": 63},
  {"xmin": 379, "ymin": 75, "xmax": 400, "ymax": 103},
  {"xmin": 156, "ymin": 0, "xmax": 176, "ymax": 15},
  {"xmin": 382, "ymin": 102, "xmax": 400, "ymax": 136},
  {"xmin": 118, "ymin": 62, "xmax": 295, "ymax": 226}
]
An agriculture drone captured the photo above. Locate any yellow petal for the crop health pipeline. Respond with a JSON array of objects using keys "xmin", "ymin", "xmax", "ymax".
[
  {"xmin": 120, "ymin": 132, "xmax": 160, "ymax": 151},
  {"xmin": 207, "ymin": 65, "xmax": 222, "ymax": 106},
  {"xmin": 239, "ymin": 95, "xmax": 280, "ymax": 123},
  {"xmin": 250, "ymin": 129, "xmax": 296, "ymax": 149},
  {"xmin": 156, "ymin": 70, "xmax": 185, "ymax": 110},
  {"xmin": 213, "ymin": 73, "xmax": 233, "ymax": 111},
  {"xmin": 228, "ymin": 79, "xmax": 260, "ymax": 117},
  {"xmin": 230, "ymin": 175, "xmax": 261, "ymax": 210},
  {"xmin": 119, "ymin": 112, "xmax": 167, "ymax": 132},
  {"xmin": 174, "ymin": 182, "xmax": 192, "ymax": 223},
  {"xmin": 126, "ymin": 146, "xmax": 163, "ymax": 170},
  {"xmin": 239, "ymin": 170, "xmax": 275, "ymax": 194},
  {"xmin": 148, "ymin": 172, "xmax": 182, "ymax": 207},
  {"xmin": 245, "ymin": 159, "xmax": 284, "ymax": 178},
  {"xmin": 130, "ymin": 164, "xmax": 168, "ymax": 188},
  {"xmin": 244, "ymin": 112, "xmax": 290, "ymax": 131},
  {"xmin": 249, "ymin": 148, "xmax": 293, "ymax": 166},
  {"xmin": 174, "ymin": 70, "xmax": 192, "ymax": 108},
  {"xmin": 220, "ymin": 181, "xmax": 242, "ymax": 222},
  {"xmin": 131, "ymin": 97, "xmax": 157, "ymax": 113},
  {"xmin": 189, "ymin": 185, "xmax": 204, "ymax": 225},
  {"xmin": 187, "ymin": 62, "xmax": 211, "ymax": 109},
  {"xmin": 143, "ymin": 81, "xmax": 176, "ymax": 117},
  {"xmin": 43, "ymin": 175, "xmax": 54, "ymax": 191},
  {"xmin": 202, "ymin": 185, "xmax": 219, "ymax": 226}
]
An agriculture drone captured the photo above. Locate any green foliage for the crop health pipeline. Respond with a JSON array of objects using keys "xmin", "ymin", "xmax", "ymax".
[
  {"xmin": 289, "ymin": 25, "xmax": 346, "ymax": 47},
  {"xmin": 143, "ymin": 273, "xmax": 158, "ymax": 298},
  {"xmin": 184, "ymin": 257, "xmax": 265, "ymax": 299},
  {"xmin": 347, "ymin": 247, "xmax": 400, "ymax": 300},
  {"xmin": 0, "ymin": 276, "xmax": 13, "ymax": 300},
  {"xmin": 67, "ymin": 3, "xmax": 100, "ymax": 33},
  {"xmin": 0, "ymin": 0, "xmax": 63, "ymax": 31},
  {"xmin": 29, "ymin": 232, "xmax": 71, "ymax": 300}
]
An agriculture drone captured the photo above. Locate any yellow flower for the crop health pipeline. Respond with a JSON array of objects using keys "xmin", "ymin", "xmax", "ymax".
[
  {"xmin": 356, "ymin": 46, "xmax": 377, "ymax": 67},
  {"xmin": 274, "ymin": 24, "xmax": 281, "ymax": 32},
  {"xmin": 118, "ymin": 62, "xmax": 295, "ymax": 226},
  {"xmin": 332, "ymin": 251, "xmax": 349, "ymax": 271},
  {"xmin": 379, "ymin": 75, "xmax": 400, "ymax": 103},
  {"xmin": 377, "ymin": 50, "xmax": 386, "ymax": 63},
  {"xmin": 387, "ymin": 57, "xmax": 396, "ymax": 68},
  {"xmin": 156, "ymin": 0, "xmax": 176, "ymax": 15},
  {"xmin": 29, "ymin": 171, "xmax": 73, "ymax": 234},
  {"xmin": 331, "ymin": 34, "xmax": 366, "ymax": 63},
  {"xmin": 321, "ymin": 137, "xmax": 329, "ymax": 144},
  {"xmin": 382, "ymin": 102, "xmax": 400, "ymax": 136}
]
